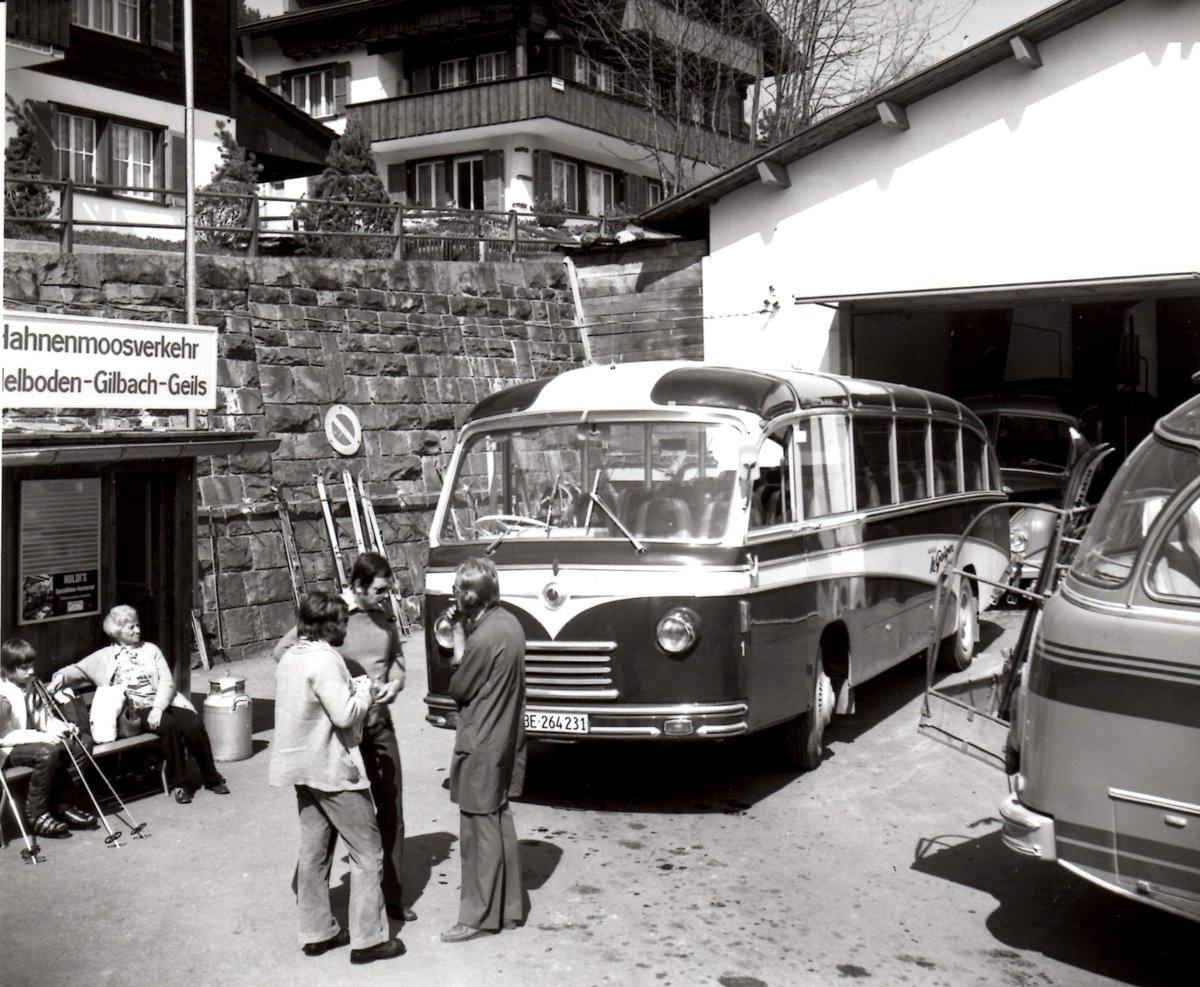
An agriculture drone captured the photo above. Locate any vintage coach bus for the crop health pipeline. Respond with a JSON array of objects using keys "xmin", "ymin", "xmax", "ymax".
[
  {"xmin": 423, "ymin": 362, "xmax": 1009, "ymax": 769},
  {"xmin": 1001, "ymin": 392, "xmax": 1200, "ymax": 920}
]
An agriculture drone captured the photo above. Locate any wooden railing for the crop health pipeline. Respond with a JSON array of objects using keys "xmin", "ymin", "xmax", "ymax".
[
  {"xmin": 6, "ymin": 0, "xmax": 71, "ymax": 48},
  {"xmin": 4, "ymin": 178, "xmax": 630, "ymax": 259},
  {"xmin": 349, "ymin": 74, "xmax": 752, "ymax": 170}
]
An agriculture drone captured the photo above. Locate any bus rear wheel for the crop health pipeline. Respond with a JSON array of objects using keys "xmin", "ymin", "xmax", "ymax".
[
  {"xmin": 783, "ymin": 664, "xmax": 834, "ymax": 771},
  {"xmin": 937, "ymin": 579, "xmax": 978, "ymax": 672}
]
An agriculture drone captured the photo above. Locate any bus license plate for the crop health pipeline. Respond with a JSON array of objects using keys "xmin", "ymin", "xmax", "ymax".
[{"xmin": 525, "ymin": 711, "xmax": 589, "ymax": 734}]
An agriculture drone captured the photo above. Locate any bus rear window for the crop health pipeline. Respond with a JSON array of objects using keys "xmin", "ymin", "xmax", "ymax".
[{"xmin": 1076, "ymin": 440, "xmax": 1200, "ymax": 587}]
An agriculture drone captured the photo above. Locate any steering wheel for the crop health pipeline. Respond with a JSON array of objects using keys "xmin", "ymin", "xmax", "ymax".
[
  {"xmin": 538, "ymin": 478, "xmax": 581, "ymax": 522},
  {"xmin": 473, "ymin": 514, "xmax": 551, "ymax": 536}
]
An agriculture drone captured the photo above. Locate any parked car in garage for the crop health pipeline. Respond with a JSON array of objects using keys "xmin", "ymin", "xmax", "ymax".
[{"xmin": 965, "ymin": 394, "xmax": 1092, "ymax": 593}]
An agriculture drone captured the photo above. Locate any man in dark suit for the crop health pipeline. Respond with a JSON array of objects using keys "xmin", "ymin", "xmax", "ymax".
[{"xmin": 440, "ymin": 556, "xmax": 527, "ymax": 943}]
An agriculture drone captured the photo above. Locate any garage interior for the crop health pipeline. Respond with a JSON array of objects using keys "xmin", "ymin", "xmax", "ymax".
[{"xmin": 842, "ymin": 281, "xmax": 1200, "ymax": 472}]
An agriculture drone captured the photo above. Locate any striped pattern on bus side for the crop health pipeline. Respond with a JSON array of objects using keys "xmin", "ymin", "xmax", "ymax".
[
  {"xmin": 1054, "ymin": 818, "xmax": 1200, "ymax": 903},
  {"xmin": 1029, "ymin": 639, "xmax": 1200, "ymax": 729}
]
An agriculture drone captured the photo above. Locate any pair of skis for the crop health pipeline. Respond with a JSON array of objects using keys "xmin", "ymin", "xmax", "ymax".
[{"xmin": 315, "ymin": 469, "xmax": 412, "ymax": 635}]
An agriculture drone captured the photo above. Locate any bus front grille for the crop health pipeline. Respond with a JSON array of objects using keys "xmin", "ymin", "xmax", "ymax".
[{"xmin": 524, "ymin": 640, "xmax": 618, "ymax": 700}]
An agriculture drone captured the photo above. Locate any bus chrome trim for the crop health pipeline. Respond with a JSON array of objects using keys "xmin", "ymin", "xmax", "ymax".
[
  {"xmin": 527, "ymin": 687, "xmax": 620, "ymax": 700},
  {"xmin": 526, "ymin": 640, "xmax": 617, "ymax": 653},
  {"xmin": 1109, "ymin": 789, "xmax": 1200, "ymax": 816},
  {"xmin": 1000, "ymin": 792, "xmax": 1057, "ymax": 860}
]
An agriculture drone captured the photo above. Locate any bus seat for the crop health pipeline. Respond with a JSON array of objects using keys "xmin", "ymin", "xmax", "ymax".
[
  {"xmin": 617, "ymin": 487, "xmax": 653, "ymax": 530},
  {"xmin": 635, "ymin": 498, "xmax": 692, "ymax": 537},
  {"xmin": 856, "ymin": 470, "xmax": 880, "ymax": 509},
  {"xmin": 932, "ymin": 464, "xmax": 949, "ymax": 496}
]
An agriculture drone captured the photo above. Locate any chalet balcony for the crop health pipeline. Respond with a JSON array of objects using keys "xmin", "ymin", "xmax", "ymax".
[
  {"xmin": 348, "ymin": 74, "xmax": 753, "ymax": 171},
  {"xmin": 6, "ymin": 0, "xmax": 71, "ymax": 49}
]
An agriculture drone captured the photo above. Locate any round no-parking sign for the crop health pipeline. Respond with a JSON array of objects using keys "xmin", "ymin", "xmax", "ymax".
[{"xmin": 324, "ymin": 404, "xmax": 362, "ymax": 456}]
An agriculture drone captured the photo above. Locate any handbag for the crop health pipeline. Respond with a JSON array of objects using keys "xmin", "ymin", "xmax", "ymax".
[{"xmin": 117, "ymin": 705, "xmax": 144, "ymax": 739}]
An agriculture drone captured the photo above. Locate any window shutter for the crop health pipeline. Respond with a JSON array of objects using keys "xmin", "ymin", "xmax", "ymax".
[
  {"xmin": 532, "ymin": 149, "xmax": 551, "ymax": 204},
  {"xmin": 412, "ymin": 64, "xmax": 431, "ymax": 94},
  {"xmin": 169, "ymin": 132, "xmax": 186, "ymax": 205},
  {"xmin": 27, "ymin": 102, "xmax": 57, "ymax": 179},
  {"xmin": 560, "ymin": 44, "xmax": 576, "ymax": 80},
  {"xmin": 333, "ymin": 62, "xmax": 351, "ymax": 115},
  {"xmin": 482, "ymin": 150, "xmax": 503, "ymax": 212},
  {"xmin": 150, "ymin": 0, "xmax": 174, "ymax": 51},
  {"xmin": 387, "ymin": 162, "xmax": 406, "ymax": 197},
  {"xmin": 624, "ymin": 172, "xmax": 646, "ymax": 213}
]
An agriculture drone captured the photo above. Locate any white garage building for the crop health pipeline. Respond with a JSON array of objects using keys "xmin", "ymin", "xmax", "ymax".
[{"xmin": 641, "ymin": 0, "xmax": 1199, "ymax": 458}]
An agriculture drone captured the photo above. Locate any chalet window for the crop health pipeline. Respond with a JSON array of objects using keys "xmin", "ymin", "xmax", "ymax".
[
  {"xmin": 53, "ymin": 108, "xmax": 164, "ymax": 200},
  {"xmin": 574, "ymin": 53, "xmax": 615, "ymax": 93},
  {"xmin": 291, "ymin": 68, "xmax": 336, "ymax": 119},
  {"xmin": 57, "ymin": 112, "xmax": 97, "ymax": 185},
  {"xmin": 415, "ymin": 161, "xmax": 446, "ymax": 207},
  {"xmin": 454, "ymin": 156, "xmax": 484, "ymax": 211},
  {"xmin": 112, "ymin": 123, "xmax": 155, "ymax": 199},
  {"xmin": 476, "ymin": 52, "xmax": 510, "ymax": 83},
  {"xmin": 586, "ymin": 167, "xmax": 615, "ymax": 216},
  {"xmin": 73, "ymin": 0, "xmax": 142, "ymax": 41},
  {"xmin": 646, "ymin": 179, "xmax": 664, "ymax": 207},
  {"xmin": 551, "ymin": 159, "xmax": 578, "ymax": 213},
  {"xmin": 439, "ymin": 58, "xmax": 470, "ymax": 89}
]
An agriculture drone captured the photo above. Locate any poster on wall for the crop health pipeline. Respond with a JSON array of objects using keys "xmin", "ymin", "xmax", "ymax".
[{"xmin": 18, "ymin": 478, "xmax": 102, "ymax": 625}]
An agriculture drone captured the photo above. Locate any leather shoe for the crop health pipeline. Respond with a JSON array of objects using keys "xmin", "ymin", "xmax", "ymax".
[
  {"xmin": 58, "ymin": 806, "xmax": 99, "ymax": 829},
  {"xmin": 205, "ymin": 781, "xmax": 231, "ymax": 795},
  {"xmin": 173, "ymin": 787, "xmax": 192, "ymax": 804},
  {"xmin": 386, "ymin": 903, "xmax": 417, "ymax": 923},
  {"xmin": 302, "ymin": 928, "xmax": 349, "ymax": 957},
  {"xmin": 349, "ymin": 938, "xmax": 406, "ymax": 964},
  {"xmin": 440, "ymin": 923, "xmax": 490, "ymax": 943}
]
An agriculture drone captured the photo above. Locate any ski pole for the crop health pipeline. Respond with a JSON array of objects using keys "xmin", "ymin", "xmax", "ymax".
[
  {"xmin": 0, "ymin": 765, "xmax": 43, "ymax": 864},
  {"xmin": 35, "ymin": 682, "xmax": 145, "ymax": 844},
  {"xmin": 272, "ymin": 484, "xmax": 307, "ymax": 609}
]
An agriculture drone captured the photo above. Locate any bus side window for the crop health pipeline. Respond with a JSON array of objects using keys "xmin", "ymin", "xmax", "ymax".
[
  {"xmin": 798, "ymin": 415, "xmax": 852, "ymax": 518},
  {"xmin": 751, "ymin": 428, "xmax": 794, "ymax": 529},
  {"xmin": 962, "ymin": 428, "xmax": 989, "ymax": 491},
  {"xmin": 853, "ymin": 417, "xmax": 894, "ymax": 510},
  {"xmin": 895, "ymin": 419, "xmax": 928, "ymax": 502},
  {"xmin": 931, "ymin": 423, "xmax": 959, "ymax": 495},
  {"xmin": 1148, "ymin": 496, "xmax": 1200, "ymax": 599}
]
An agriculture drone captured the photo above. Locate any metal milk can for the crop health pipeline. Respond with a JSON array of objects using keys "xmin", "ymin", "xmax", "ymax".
[{"xmin": 204, "ymin": 676, "xmax": 253, "ymax": 762}]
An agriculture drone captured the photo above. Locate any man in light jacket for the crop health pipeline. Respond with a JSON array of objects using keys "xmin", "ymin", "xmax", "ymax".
[
  {"xmin": 269, "ymin": 590, "xmax": 404, "ymax": 966},
  {"xmin": 440, "ymin": 556, "xmax": 527, "ymax": 943}
]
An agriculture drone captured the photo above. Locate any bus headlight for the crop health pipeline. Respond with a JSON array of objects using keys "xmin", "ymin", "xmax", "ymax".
[
  {"xmin": 656, "ymin": 608, "xmax": 700, "ymax": 656},
  {"xmin": 1010, "ymin": 529, "xmax": 1028, "ymax": 556},
  {"xmin": 433, "ymin": 610, "xmax": 456, "ymax": 650}
]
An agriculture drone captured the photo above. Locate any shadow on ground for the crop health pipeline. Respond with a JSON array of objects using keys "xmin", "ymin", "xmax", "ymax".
[{"xmin": 912, "ymin": 824, "xmax": 1194, "ymax": 986}]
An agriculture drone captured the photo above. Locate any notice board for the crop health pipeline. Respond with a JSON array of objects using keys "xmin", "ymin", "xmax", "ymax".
[{"xmin": 18, "ymin": 478, "xmax": 101, "ymax": 624}]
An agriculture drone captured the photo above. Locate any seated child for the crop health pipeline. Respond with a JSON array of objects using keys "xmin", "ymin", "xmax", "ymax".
[
  {"xmin": 0, "ymin": 638, "xmax": 98, "ymax": 838},
  {"xmin": 50, "ymin": 605, "xmax": 230, "ymax": 805}
]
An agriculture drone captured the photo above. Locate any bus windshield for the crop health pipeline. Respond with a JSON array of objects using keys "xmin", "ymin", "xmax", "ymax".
[
  {"xmin": 439, "ymin": 420, "xmax": 744, "ymax": 543},
  {"xmin": 992, "ymin": 414, "xmax": 1075, "ymax": 472},
  {"xmin": 1074, "ymin": 438, "xmax": 1200, "ymax": 586}
]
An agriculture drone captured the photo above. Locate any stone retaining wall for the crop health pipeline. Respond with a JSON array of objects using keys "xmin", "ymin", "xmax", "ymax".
[{"xmin": 3, "ymin": 246, "xmax": 584, "ymax": 659}]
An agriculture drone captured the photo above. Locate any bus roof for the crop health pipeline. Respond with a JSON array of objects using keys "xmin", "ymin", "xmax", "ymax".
[{"xmin": 465, "ymin": 362, "xmax": 978, "ymax": 427}]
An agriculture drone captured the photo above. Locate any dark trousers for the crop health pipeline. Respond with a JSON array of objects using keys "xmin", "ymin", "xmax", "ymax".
[
  {"xmin": 360, "ymin": 713, "xmax": 405, "ymax": 905},
  {"xmin": 135, "ymin": 706, "xmax": 222, "ymax": 789},
  {"xmin": 5, "ymin": 742, "xmax": 65, "ymax": 820},
  {"xmin": 458, "ymin": 802, "xmax": 523, "ymax": 931}
]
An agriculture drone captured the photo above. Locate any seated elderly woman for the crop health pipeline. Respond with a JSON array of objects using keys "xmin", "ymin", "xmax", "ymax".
[{"xmin": 50, "ymin": 605, "xmax": 229, "ymax": 804}]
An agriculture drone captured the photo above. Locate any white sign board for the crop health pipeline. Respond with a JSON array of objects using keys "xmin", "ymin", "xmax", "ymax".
[
  {"xmin": 324, "ymin": 404, "xmax": 363, "ymax": 456},
  {"xmin": 1, "ymin": 310, "xmax": 218, "ymax": 409}
]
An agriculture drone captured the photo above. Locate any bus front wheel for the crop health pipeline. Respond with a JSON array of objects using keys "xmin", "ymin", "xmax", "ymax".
[
  {"xmin": 783, "ymin": 664, "xmax": 834, "ymax": 771},
  {"xmin": 937, "ymin": 580, "xmax": 978, "ymax": 672}
]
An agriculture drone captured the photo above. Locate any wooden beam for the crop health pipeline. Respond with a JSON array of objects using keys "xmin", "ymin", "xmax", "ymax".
[
  {"xmin": 756, "ymin": 160, "xmax": 790, "ymax": 188},
  {"xmin": 877, "ymin": 100, "xmax": 909, "ymax": 132},
  {"xmin": 1010, "ymin": 35, "xmax": 1043, "ymax": 69}
]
